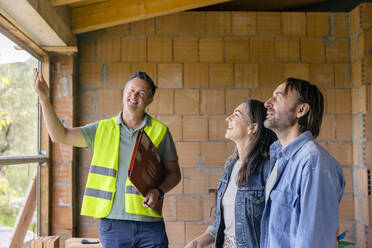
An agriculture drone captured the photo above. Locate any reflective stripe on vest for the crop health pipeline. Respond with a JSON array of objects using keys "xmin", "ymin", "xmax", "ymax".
[{"xmin": 80, "ymin": 115, "xmax": 167, "ymax": 218}]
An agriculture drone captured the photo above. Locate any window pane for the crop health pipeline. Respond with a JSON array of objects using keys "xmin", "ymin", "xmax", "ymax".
[{"xmin": 0, "ymin": 33, "xmax": 39, "ymax": 156}]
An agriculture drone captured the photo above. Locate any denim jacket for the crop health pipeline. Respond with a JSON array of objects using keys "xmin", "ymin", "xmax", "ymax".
[{"xmin": 206, "ymin": 157, "xmax": 272, "ymax": 248}]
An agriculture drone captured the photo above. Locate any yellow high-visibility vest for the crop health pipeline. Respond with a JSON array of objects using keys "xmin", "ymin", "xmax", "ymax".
[{"xmin": 80, "ymin": 115, "xmax": 167, "ymax": 218}]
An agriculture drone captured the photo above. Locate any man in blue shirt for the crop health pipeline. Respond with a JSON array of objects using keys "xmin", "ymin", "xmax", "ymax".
[{"xmin": 260, "ymin": 78, "xmax": 345, "ymax": 248}]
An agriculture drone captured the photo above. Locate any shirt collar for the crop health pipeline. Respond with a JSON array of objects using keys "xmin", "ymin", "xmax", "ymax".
[
  {"xmin": 270, "ymin": 131, "xmax": 313, "ymax": 161},
  {"xmin": 115, "ymin": 112, "xmax": 152, "ymax": 129}
]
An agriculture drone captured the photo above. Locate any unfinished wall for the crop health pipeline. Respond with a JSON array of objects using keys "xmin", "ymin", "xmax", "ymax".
[
  {"xmin": 65, "ymin": 8, "xmax": 361, "ymax": 247},
  {"xmin": 350, "ymin": 3, "xmax": 372, "ymax": 248}
]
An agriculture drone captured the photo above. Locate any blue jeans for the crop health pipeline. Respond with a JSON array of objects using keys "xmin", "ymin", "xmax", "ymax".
[{"xmin": 99, "ymin": 218, "xmax": 168, "ymax": 248}]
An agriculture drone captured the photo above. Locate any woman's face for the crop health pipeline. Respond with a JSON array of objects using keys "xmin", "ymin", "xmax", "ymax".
[{"xmin": 225, "ymin": 103, "xmax": 253, "ymax": 142}]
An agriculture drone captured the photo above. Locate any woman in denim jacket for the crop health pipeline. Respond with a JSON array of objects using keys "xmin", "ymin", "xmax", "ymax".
[{"xmin": 185, "ymin": 98, "xmax": 276, "ymax": 248}]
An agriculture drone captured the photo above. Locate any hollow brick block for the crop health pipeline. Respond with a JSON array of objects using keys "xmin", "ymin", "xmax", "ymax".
[
  {"xmin": 96, "ymin": 36, "xmax": 121, "ymax": 62},
  {"xmin": 259, "ymin": 64, "xmax": 285, "ymax": 88},
  {"xmin": 174, "ymin": 38, "xmax": 198, "ymax": 62},
  {"xmin": 202, "ymin": 193, "xmax": 217, "ymax": 222},
  {"xmin": 335, "ymin": 64, "xmax": 351, "ymax": 89},
  {"xmin": 209, "ymin": 116, "xmax": 227, "ymax": 141},
  {"xmin": 199, "ymin": 38, "xmax": 223, "ymax": 63},
  {"xmin": 175, "ymin": 89, "xmax": 199, "ymax": 114},
  {"xmin": 184, "ymin": 64, "xmax": 208, "ymax": 88},
  {"xmin": 107, "ymin": 63, "xmax": 131, "ymax": 89},
  {"xmin": 181, "ymin": 12, "xmax": 206, "ymax": 36},
  {"xmin": 121, "ymin": 37, "xmax": 146, "ymax": 62},
  {"xmin": 52, "ymin": 207, "xmax": 73, "ymax": 229},
  {"xmin": 130, "ymin": 19, "xmax": 155, "ymax": 35},
  {"xmin": 79, "ymin": 38, "xmax": 95, "ymax": 62},
  {"xmin": 250, "ymin": 89, "xmax": 274, "ymax": 102},
  {"xmin": 185, "ymin": 222, "xmax": 210, "ymax": 243},
  {"xmin": 326, "ymin": 89, "xmax": 352, "ymax": 114},
  {"xmin": 326, "ymin": 38, "xmax": 350, "ymax": 63},
  {"xmin": 301, "ymin": 38, "xmax": 325, "ymax": 63},
  {"xmin": 275, "ymin": 37, "xmax": 300, "ymax": 62},
  {"xmin": 97, "ymin": 89, "xmax": 122, "ymax": 115},
  {"xmin": 201, "ymin": 142, "xmax": 227, "ymax": 167},
  {"xmin": 250, "ymin": 38, "xmax": 275, "ymax": 63},
  {"xmin": 200, "ymin": 89, "xmax": 225, "ymax": 115},
  {"xmin": 80, "ymin": 63, "xmax": 103, "ymax": 88},
  {"xmin": 284, "ymin": 64, "xmax": 310, "ymax": 81},
  {"xmin": 158, "ymin": 64, "xmax": 183, "ymax": 88},
  {"xmin": 148, "ymin": 89, "xmax": 174, "ymax": 115},
  {"xmin": 156, "ymin": 13, "xmax": 181, "ymax": 36},
  {"xmin": 206, "ymin": 12, "xmax": 231, "ymax": 36},
  {"xmin": 105, "ymin": 23, "xmax": 129, "ymax": 35},
  {"xmin": 339, "ymin": 195, "xmax": 355, "ymax": 220},
  {"xmin": 257, "ymin": 12, "xmax": 281, "ymax": 36},
  {"xmin": 232, "ymin": 12, "xmax": 256, "ymax": 36},
  {"xmin": 148, "ymin": 37, "xmax": 172, "ymax": 62},
  {"xmin": 318, "ymin": 115, "xmax": 335, "ymax": 141},
  {"xmin": 335, "ymin": 115, "xmax": 352, "ymax": 141},
  {"xmin": 183, "ymin": 116, "xmax": 208, "ymax": 141},
  {"xmin": 225, "ymin": 38, "xmax": 250, "ymax": 62},
  {"xmin": 364, "ymin": 114, "xmax": 372, "ymax": 139},
  {"xmin": 157, "ymin": 115, "xmax": 182, "ymax": 141},
  {"xmin": 165, "ymin": 222, "xmax": 185, "ymax": 247},
  {"xmin": 334, "ymin": 13, "xmax": 349, "ymax": 36},
  {"xmin": 52, "ymin": 185, "xmax": 72, "ymax": 207},
  {"xmin": 183, "ymin": 168, "xmax": 209, "ymax": 194},
  {"xmin": 176, "ymin": 195, "xmax": 202, "ymax": 221},
  {"xmin": 163, "ymin": 196, "xmax": 177, "ymax": 221},
  {"xmin": 176, "ymin": 142, "xmax": 201, "ymax": 168},
  {"xmin": 327, "ymin": 141, "xmax": 353, "ymax": 166},
  {"xmin": 282, "ymin": 12, "xmax": 306, "ymax": 36},
  {"xmin": 209, "ymin": 64, "xmax": 233, "ymax": 88},
  {"xmin": 132, "ymin": 63, "xmax": 157, "ymax": 82},
  {"xmin": 235, "ymin": 63, "xmax": 259, "ymax": 88},
  {"xmin": 226, "ymin": 89, "xmax": 250, "ymax": 114},
  {"xmin": 306, "ymin": 12, "xmax": 329, "ymax": 36},
  {"xmin": 78, "ymin": 90, "xmax": 96, "ymax": 116},
  {"xmin": 343, "ymin": 168, "xmax": 353, "ymax": 193},
  {"xmin": 309, "ymin": 64, "xmax": 334, "ymax": 88}
]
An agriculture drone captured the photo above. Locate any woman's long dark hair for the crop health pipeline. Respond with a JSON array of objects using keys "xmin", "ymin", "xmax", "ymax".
[{"xmin": 229, "ymin": 98, "xmax": 277, "ymax": 185}]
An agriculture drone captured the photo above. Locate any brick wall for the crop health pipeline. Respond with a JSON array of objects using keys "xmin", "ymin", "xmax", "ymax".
[
  {"xmin": 350, "ymin": 3, "xmax": 372, "ymax": 248},
  {"xmin": 66, "ymin": 8, "xmax": 365, "ymax": 247}
]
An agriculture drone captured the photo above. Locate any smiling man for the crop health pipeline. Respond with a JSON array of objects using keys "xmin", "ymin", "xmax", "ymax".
[
  {"xmin": 34, "ymin": 70, "xmax": 181, "ymax": 248},
  {"xmin": 260, "ymin": 78, "xmax": 345, "ymax": 248}
]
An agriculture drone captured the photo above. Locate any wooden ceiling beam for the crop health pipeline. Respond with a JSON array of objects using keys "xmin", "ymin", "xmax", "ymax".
[
  {"xmin": 50, "ymin": 0, "xmax": 108, "ymax": 7},
  {"xmin": 72, "ymin": 0, "xmax": 232, "ymax": 34}
]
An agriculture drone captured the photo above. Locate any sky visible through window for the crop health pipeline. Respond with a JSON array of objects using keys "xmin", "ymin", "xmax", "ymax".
[{"xmin": 0, "ymin": 33, "xmax": 31, "ymax": 64}]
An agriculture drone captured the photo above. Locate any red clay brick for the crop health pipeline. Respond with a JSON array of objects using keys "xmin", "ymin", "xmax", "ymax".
[
  {"xmin": 225, "ymin": 38, "xmax": 250, "ymax": 62},
  {"xmin": 157, "ymin": 115, "xmax": 182, "ymax": 141},
  {"xmin": 53, "ymin": 95, "xmax": 73, "ymax": 117},
  {"xmin": 107, "ymin": 63, "xmax": 131, "ymax": 89},
  {"xmin": 209, "ymin": 64, "xmax": 233, "ymax": 88},
  {"xmin": 343, "ymin": 168, "xmax": 353, "ymax": 193},
  {"xmin": 335, "ymin": 64, "xmax": 351, "ymax": 88},
  {"xmin": 78, "ymin": 148, "xmax": 93, "ymax": 169},
  {"xmin": 326, "ymin": 38, "xmax": 350, "ymax": 63},
  {"xmin": 54, "ymin": 54, "xmax": 74, "ymax": 75},
  {"xmin": 339, "ymin": 195, "xmax": 354, "ymax": 220},
  {"xmin": 284, "ymin": 64, "xmax": 310, "ymax": 81},
  {"xmin": 130, "ymin": 19, "xmax": 155, "ymax": 35},
  {"xmin": 183, "ymin": 168, "xmax": 209, "ymax": 194},
  {"xmin": 234, "ymin": 63, "xmax": 259, "ymax": 88},
  {"xmin": 307, "ymin": 12, "xmax": 329, "ymax": 36},
  {"xmin": 185, "ymin": 222, "xmax": 210, "ymax": 243},
  {"xmin": 148, "ymin": 37, "xmax": 172, "ymax": 62},
  {"xmin": 250, "ymin": 38, "xmax": 275, "ymax": 63},
  {"xmin": 176, "ymin": 195, "xmax": 202, "ymax": 221},
  {"xmin": 309, "ymin": 64, "xmax": 334, "ymax": 88},
  {"xmin": 79, "ymin": 38, "xmax": 95, "ymax": 62},
  {"xmin": 250, "ymin": 89, "xmax": 276, "ymax": 103},
  {"xmin": 121, "ymin": 37, "xmax": 146, "ymax": 62},
  {"xmin": 326, "ymin": 89, "xmax": 352, "ymax": 114},
  {"xmin": 80, "ymin": 63, "xmax": 103, "ymax": 88},
  {"xmin": 206, "ymin": 12, "xmax": 231, "ymax": 36},
  {"xmin": 52, "ymin": 161, "xmax": 73, "ymax": 184},
  {"xmin": 201, "ymin": 142, "xmax": 227, "ymax": 167},
  {"xmin": 327, "ymin": 141, "xmax": 353, "ymax": 166},
  {"xmin": 52, "ymin": 185, "xmax": 72, "ymax": 207},
  {"xmin": 96, "ymin": 89, "xmax": 122, "ymax": 115},
  {"xmin": 77, "ymin": 222, "xmax": 99, "ymax": 238},
  {"xmin": 259, "ymin": 64, "xmax": 285, "ymax": 88},
  {"xmin": 199, "ymin": 38, "xmax": 223, "ymax": 63},
  {"xmin": 96, "ymin": 36, "xmax": 121, "ymax": 62},
  {"xmin": 158, "ymin": 64, "xmax": 183, "ymax": 88},
  {"xmin": 174, "ymin": 38, "xmax": 198, "ymax": 62},
  {"xmin": 181, "ymin": 12, "xmax": 206, "ymax": 36},
  {"xmin": 52, "ymin": 207, "xmax": 73, "ymax": 229},
  {"xmin": 52, "ymin": 143, "xmax": 73, "ymax": 162},
  {"xmin": 257, "ymin": 12, "xmax": 281, "ymax": 36},
  {"xmin": 333, "ymin": 13, "xmax": 349, "ymax": 36},
  {"xmin": 364, "ymin": 114, "xmax": 372, "ymax": 139},
  {"xmin": 183, "ymin": 116, "xmax": 208, "ymax": 141},
  {"xmin": 275, "ymin": 38, "xmax": 300, "ymax": 62},
  {"xmin": 175, "ymin": 89, "xmax": 199, "ymax": 114},
  {"xmin": 335, "ymin": 115, "xmax": 352, "ymax": 141},
  {"xmin": 200, "ymin": 89, "xmax": 225, "ymax": 115},
  {"xmin": 163, "ymin": 195, "xmax": 177, "ymax": 221},
  {"xmin": 148, "ymin": 89, "xmax": 174, "ymax": 115},
  {"xmin": 209, "ymin": 116, "xmax": 227, "ymax": 141},
  {"xmin": 176, "ymin": 142, "xmax": 201, "ymax": 168},
  {"xmin": 301, "ymin": 38, "xmax": 325, "ymax": 63},
  {"xmin": 208, "ymin": 169, "xmax": 224, "ymax": 190},
  {"xmin": 282, "ymin": 12, "xmax": 306, "ymax": 36},
  {"xmin": 232, "ymin": 12, "xmax": 256, "ymax": 36},
  {"xmin": 184, "ymin": 64, "xmax": 209, "ymax": 89},
  {"xmin": 318, "ymin": 115, "xmax": 335, "ymax": 141},
  {"xmin": 165, "ymin": 222, "xmax": 185, "ymax": 247},
  {"xmin": 156, "ymin": 13, "xmax": 181, "ymax": 36}
]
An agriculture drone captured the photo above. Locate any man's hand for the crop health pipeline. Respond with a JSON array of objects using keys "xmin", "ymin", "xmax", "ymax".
[
  {"xmin": 33, "ymin": 68, "xmax": 49, "ymax": 102},
  {"xmin": 142, "ymin": 188, "xmax": 160, "ymax": 209}
]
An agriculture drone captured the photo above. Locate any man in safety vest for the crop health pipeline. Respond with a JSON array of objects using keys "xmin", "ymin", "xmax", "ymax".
[{"xmin": 34, "ymin": 69, "xmax": 181, "ymax": 248}]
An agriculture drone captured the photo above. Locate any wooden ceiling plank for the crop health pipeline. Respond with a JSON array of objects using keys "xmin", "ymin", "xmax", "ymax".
[
  {"xmin": 0, "ymin": 13, "xmax": 47, "ymax": 56},
  {"xmin": 41, "ymin": 46, "xmax": 78, "ymax": 53},
  {"xmin": 51, "ymin": 0, "xmax": 108, "ymax": 7},
  {"xmin": 72, "ymin": 0, "xmax": 232, "ymax": 34}
]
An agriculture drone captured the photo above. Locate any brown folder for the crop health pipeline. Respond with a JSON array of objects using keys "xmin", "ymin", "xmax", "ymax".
[{"xmin": 128, "ymin": 129, "xmax": 165, "ymax": 215}]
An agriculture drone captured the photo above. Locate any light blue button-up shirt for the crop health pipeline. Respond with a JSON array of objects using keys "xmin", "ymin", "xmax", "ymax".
[{"xmin": 260, "ymin": 131, "xmax": 345, "ymax": 248}]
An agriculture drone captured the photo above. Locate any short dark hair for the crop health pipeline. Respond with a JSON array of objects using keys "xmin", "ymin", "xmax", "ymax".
[
  {"xmin": 128, "ymin": 71, "xmax": 157, "ymax": 97},
  {"xmin": 284, "ymin": 77, "xmax": 324, "ymax": 138}
]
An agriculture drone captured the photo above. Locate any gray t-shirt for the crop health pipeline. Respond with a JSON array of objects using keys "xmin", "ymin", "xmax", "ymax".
[{"xmin": 80, "ymin": 112, "xmax": 178, "ymax": 222}]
